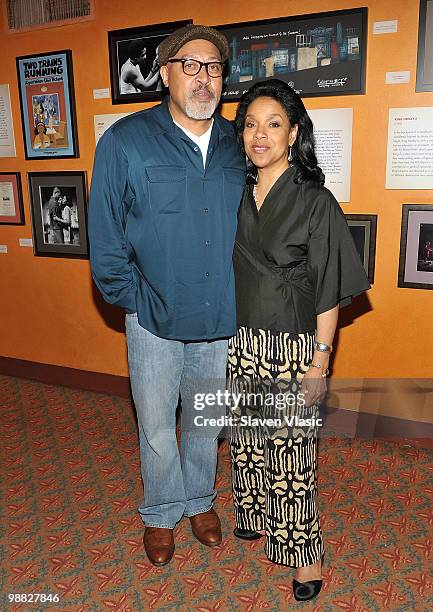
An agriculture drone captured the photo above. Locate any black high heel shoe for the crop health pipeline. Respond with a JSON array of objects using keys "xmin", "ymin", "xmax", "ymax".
[
  {"xmin": 233, "ymin": 527, "xmax": 263, "ymax": 540},
  {"xmin": 292, "ymin": 578, "xmax": 322, "ymax": 602},
  {"xmin": 292, "ymin": 554, "xmax": 324, "ymax": 602}
]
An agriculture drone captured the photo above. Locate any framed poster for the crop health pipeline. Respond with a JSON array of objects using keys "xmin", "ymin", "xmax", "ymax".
[
  {"xmin": 108, "ymin": 20, "xmax": 192, "ymax": 104},
  {"xmin": 416, "ymin": 0, "xmax": 433, "ymax": 92},
  {"xmin": 16, "ymin": 50, "xmax": 78, "ymax": 159},
  {"xmin": 27, "ymin": 171, "xmax": 88, "ymax": 258},
  {"xmin": 398, "ymin": 204, "xmax": 433, "ymax": 290},
  {"xmin": 0, "ymin": 172, "xmax": 24, "ymax": 225},
  {"xmin": 345, "ymin": 214, "xmax": 377, "ymax": 283},
  {"xmin": 215, "ymin": 8, "xmax": 368, "ymax": 101}
]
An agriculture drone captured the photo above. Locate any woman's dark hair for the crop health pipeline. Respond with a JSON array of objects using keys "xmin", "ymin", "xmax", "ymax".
[
  {"xmin": 234, "ymin": 79, "xmax": 324, "ymax": 185},
  {"xmin": 34, "ymin": 122, "xmax": 47, "ymax": 135},
  {"xmin": 128, "ymin": 38, "xmax": 145, "ymax": 61}
]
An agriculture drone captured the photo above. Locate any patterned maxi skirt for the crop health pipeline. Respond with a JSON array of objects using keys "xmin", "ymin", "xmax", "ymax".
[{"xmin": 228, "ymin": 326, "xmax": 324, "ymax": 567}]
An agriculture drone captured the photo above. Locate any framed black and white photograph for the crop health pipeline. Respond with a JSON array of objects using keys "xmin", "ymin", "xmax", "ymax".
[
  {"xmin": 416, "ymin": 0, "xmax": 433, "ymax": 91},
  {"xmin": 27, "ymin": 171, "xmax": 88, "ymax": 258},
  {"xmin": 398, "ymin": 204, "xmax": 433, "ymax": 289},
  {"xmin": 215, "ymin": 7, "xmax": 368, "ymax": 101},
  {"xmin": 108, "ymin": 20, "xmax": 192, "ymax": 104},
  {"xmin": 0, "ymin": 172, "xmax": 25, "ymax": 225},
  {"xmin": 346, "ymin": 214, "xmax": 377, "ymax": 284}
]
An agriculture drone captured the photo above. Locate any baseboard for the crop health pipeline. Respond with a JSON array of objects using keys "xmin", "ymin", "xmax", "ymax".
[
  {"xmin": 0, "ymin": 355, "xmax": 131, "ymax": 398},
  {"xmin": 0, "ymin": 356, "xmax": 432, "ymax": 449}
]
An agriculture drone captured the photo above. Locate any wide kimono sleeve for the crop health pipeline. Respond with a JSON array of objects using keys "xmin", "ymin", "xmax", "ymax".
[
  {"xmin": 88, "ymin": 127, "xmax": 137, "ymax": 313},
  {"xmin": 307, "ymin": 188, "xmax": 370, "ymax": 315}
]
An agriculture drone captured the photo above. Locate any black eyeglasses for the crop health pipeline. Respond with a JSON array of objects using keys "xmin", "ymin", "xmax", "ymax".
[{"xmin": 167, "ymin": 58, "xmax": 225, "ymax": 77}]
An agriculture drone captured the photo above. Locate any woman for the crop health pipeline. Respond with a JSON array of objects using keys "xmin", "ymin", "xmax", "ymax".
[
  {"xmin": 33, "ymin": 121, "xmax": 50, "ymax": 149},
  {"xmin": 228, "ymin": 79, "xmax": 370, "ymax": 602},
  {"xmin": 53, "ymin": 195, "xmax": 71, "ymax": 244},
  {"xmin": 70, "ymin": 200, "xmax": 80, "ymax": 245}
]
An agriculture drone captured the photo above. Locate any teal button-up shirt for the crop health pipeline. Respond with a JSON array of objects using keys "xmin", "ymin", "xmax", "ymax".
[{"xmin": 88, "ymin": 97, "xmax": 245, "ymax": 340}]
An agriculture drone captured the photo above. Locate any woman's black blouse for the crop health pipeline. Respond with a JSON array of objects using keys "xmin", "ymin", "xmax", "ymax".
[{"xmin": 234, "ymin": 166, "xmax": 370, "ymax": 334}]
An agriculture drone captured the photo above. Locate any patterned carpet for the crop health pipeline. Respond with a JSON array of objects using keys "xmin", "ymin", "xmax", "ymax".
[{"xmin": 1, "ymin": 374, "xmax": 432, "ymax": 611}]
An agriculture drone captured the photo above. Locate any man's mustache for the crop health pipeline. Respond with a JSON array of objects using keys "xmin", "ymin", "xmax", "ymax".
[{"xmin": 192, "ymin": 84, "xmax": 214, "ymax": 96}]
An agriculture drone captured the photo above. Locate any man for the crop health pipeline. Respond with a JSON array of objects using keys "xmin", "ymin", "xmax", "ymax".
[
  {"xmin": 88, "ymin": 24, "xmax": 244, "ymax": 566},
  {"xmin": 44, "ymin": 186, "xmax": 63, "ymax": 244},
  {"xmin": 119, "ymin": 39, "xmax": 160, "ymax": 94}
]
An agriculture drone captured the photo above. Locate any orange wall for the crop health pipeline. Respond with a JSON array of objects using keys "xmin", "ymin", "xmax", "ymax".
[{"xmin": 0, "ymin": 0, "xmax": 432, "ymax": 378}]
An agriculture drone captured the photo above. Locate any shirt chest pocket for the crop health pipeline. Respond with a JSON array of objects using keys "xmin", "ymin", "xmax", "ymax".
[
  {"xmin": 223, "ymin": 168, "xmax": 245, "ymax": 211},
  {"xmin": 145, "ymin": 166, "xmax": 187, "ymax": 214}
]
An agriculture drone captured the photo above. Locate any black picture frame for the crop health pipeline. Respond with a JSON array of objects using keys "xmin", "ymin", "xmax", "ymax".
[
  {"xmin": 215, "ymin": 7, "xmax": 368, "ymax": 101},
  {"xmin": 0, "ymin": 172, "xmax": 25, "ymax": 225},
  {"xmin": 108, "ymin": 20, "xmax": 192, "ymax": 104},
  {"xmin": 398, "ymin": 204, "xmax": 433, "ymax": 290},
  {"xmin": 27, "ymin": 171, "xmax": 89, "ymax": 258},
  {"xmin": 416, "ymin": 0, "xmax": 433, "ymax": 92},
  {"xmin": 345, "ymin": 214, "xmax": 377, "ymax": 284},
  {"xmin": 16, "ymin": 50, "xmax": 79, "ymax": 159}
]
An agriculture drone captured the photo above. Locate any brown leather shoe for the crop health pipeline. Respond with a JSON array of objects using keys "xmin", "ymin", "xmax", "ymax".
[
  {"xmin": 143, "ymin": 527, "xmax": 174, "ymax": 566},
  {"xmin": 189, "ymin": 508, "xmax": 222, "ymax": 547}
]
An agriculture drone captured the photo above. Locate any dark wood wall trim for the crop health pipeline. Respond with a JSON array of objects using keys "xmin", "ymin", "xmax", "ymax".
[{"xmin": 0, "ymin": 356, "xmax": 131, "ymax": 398}]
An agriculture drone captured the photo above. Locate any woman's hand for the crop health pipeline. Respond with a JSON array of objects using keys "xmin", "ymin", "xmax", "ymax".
[
  {"xmin": 300, "ymin": 366, "xmax": 327, "ymax": 408},
  {"xmin": 54, "ymin": 215, "xmax": 69, "ymax": 227}
]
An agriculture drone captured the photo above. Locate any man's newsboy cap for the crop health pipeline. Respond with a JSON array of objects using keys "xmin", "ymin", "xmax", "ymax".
[{"xmin": 158, "ymin": 24, "xmax": 229, "ymax": 66}]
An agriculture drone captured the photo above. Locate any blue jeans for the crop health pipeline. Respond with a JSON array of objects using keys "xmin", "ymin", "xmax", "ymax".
[{"xmin": 125, "ymin": 314, "xmax": 228, "ymax": 529}]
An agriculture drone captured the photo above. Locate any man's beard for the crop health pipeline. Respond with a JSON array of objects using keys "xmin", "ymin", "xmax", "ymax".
[{"xmin": 185, "ymin": 86, "xmax": 218, "ymax": 120}]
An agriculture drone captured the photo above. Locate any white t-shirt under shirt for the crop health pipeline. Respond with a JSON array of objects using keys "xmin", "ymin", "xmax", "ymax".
[{"xmin": 173, "ymin": 118, "xmax": 213, "ymax": 167}]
